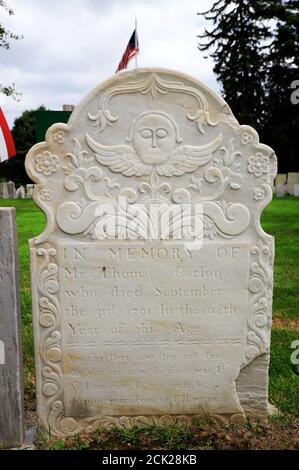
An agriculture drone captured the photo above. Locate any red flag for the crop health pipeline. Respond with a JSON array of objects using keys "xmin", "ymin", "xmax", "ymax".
[
  {"xmin": 0, "ymin": 107, "xmax": 16, "ymax": 163},
  {"xmin": 116, "ymin": 29, "xmax": 139, "ymax": 72}
]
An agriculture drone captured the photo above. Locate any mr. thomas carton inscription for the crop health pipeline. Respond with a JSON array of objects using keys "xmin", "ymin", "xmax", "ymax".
[{"xmin": 26, "ymin": 68, "xmax": 277, "ymax": 437}]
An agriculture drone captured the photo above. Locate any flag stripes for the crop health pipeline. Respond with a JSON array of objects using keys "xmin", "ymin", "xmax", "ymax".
[
  {"xmin": 0, "ymin": 107, "xmax": 16, "ymax": 163},
  {"xmin": 116, "ymin": 29, "xmax": 139, "ymax": 72}
]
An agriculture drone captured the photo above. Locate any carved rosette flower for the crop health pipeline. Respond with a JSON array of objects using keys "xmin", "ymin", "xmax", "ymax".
[
  {"xmin": 40, "ymin": 188, "xmax": 54, "ymax": 201},
  {"xmin": 241, "ymin": 132, "xmax": 253, "ymax": 145},
  {"xmin": 248, "ymin": 153, "xmax": 269, "ymax": 178},
  {"xmin": 35, "ymin": 151, "xmax": 59, "ymax": 176},
  {"xmin": 253, "ymin": 188, "xmax": 266, "ymax": 201},
  {"xmin": 53, "ymin": 130, "xmax": 65, "ymax": 144}
]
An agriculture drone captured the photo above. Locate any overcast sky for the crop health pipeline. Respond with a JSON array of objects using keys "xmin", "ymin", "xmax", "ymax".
[{"xmin": 0, "ymin": 0, "xmax": 218, "ymax": 127}]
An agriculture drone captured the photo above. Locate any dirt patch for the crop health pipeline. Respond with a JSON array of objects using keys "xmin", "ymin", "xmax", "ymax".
[{"xmin": 273, "ymin": 317, "xmax": 299, "ymax": 332}]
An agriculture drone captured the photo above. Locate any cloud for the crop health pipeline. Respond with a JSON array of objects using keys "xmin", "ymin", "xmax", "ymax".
[{"xmin": 0, "ymin": 0, "xmax": 217, "ymax": 126}]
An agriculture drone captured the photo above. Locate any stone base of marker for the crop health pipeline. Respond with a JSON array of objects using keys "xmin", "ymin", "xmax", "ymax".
[{"xmin": 0, "ymin": 208, "xmax": 24, "ymax": 448}]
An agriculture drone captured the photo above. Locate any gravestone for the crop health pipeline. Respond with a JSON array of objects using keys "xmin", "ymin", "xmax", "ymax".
[
  {"xmin": 6, "ymin": 181, "xmax": 16, "ymax": 199},
  {"xmin": 0, "ymin": 183, "xmax": 4, "ymax": 199},
  {"xmin": 26, "ymin": 69, "xmax": 277, "ymax": 437},
  {"xmin": 294, "ymin": 184, "xmax": 299, "ymax": 197},
  {"xmin": 287, "ymin": 172, "xmax": 299, "ymax": 195},
  {"xmin": 0, "ymin": 208, "xmax": 24, "ymax": 447},
  {"xmin": 0, "ymin": 181, "xmax": 16, "ymax": 199},
  {"xmin": 275, "ymin": 184, "xmax": 286, "ymax": 198},
  {"xmin": 275, "ymin": 174, "xmax": 286, "ymax": 186},
  {"xmin": 26, "ymin": 184, "xmax": 35, "ymax": 198},
  {"xmin": 16, "ymin": 186, "xmax": 25, "ymax": 199}
]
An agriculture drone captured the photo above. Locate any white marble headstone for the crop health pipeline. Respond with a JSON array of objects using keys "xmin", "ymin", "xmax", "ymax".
[
  {"xmin": 294, "ymin": 184, "xmax": 299, "ymax": 197},
  {"xmin": 275, "ymin": 184, "xmax": 286, "ymax": 198},
  {"xmin": 287, "ymin": 172, "xmax": 299, "ymax": 195},
  {"xmin": 26, "ymin": 184, "xmax": 35, "ymax": 198},
  {"xmin": 26, "ymin": 69, "xmax": 277, "ymax": 437},
  {"xmin": 16, "ymin": 186, "xmax": 25, "ymax": 199}
]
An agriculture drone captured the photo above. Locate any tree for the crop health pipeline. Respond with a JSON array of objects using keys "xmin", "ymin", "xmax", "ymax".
[
  {"xmin": 0, "ymin": 0, "xmax": 22, "ymax": 99},
  {"xmin": 0, "ymin": 106, "xmax": 48, "ymax": 186},
  {"xmin": 198, "ymin": 0, "xmax": 299, "ymax": 172},
  {"xmin": 259, "ymin": 0, "xmax": 299, "ymax": 172},
  {"xmin": 198, "ymin": 0, "xmax": 271, "ymax": 128}
]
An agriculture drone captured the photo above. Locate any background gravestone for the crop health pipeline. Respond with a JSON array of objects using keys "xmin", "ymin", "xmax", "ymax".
[
  {"xmin": 26, "ymin": 184, "xmax": 35, "ymax": 198},
  {"xmin": 287, "ymin": 172, "xmax": 299, "ymax": 195},
  {"xmin": 275, "ymin": 184, "xmax": 286, "ymax": 198},
  {"xmin": 26, "ymin": 68, "xmax": 277, "ymax": 437},
  {"xmin": 0, "ymin": 208, "xmax": 24, "ymax": 448},
  {"xmin": 0, "ymin": 183, "xmax": 5, "ymax": 199},
  {"xmin": 6, "ymin": 181, "xmax": 16, "ymax": 199},
  {"xmin": 0, "ymin": 182, "xmax": 16, "ymax": 199},
  {"xmin": 16, "ymin": 186, "xmax": 25, "ymax": 199}
]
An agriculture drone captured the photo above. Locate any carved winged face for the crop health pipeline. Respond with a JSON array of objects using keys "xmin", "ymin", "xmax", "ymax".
[
  {"xmin": 86, "ymin": 110, "xmax": 222, "ymax": 177},
  {"xmin": 132, "ymin": 113, "xmax": 177, "ymax": 165}
]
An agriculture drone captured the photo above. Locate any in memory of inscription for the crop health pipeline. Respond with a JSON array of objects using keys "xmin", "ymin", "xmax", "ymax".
[{"xmin": 25, "ymin": 68, "xmax": 276, "ymax": 437}]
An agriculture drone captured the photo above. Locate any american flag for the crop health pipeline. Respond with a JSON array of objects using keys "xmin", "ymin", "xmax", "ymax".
[
  {"xmin": 0, "ymin": 107, "xmax": 16, "ymax": 163},
  {"xmin": 116, "ymin": 29, "xmax": 139, "ymax": 73}
]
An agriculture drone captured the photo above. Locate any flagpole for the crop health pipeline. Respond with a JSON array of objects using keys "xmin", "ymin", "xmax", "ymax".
[{"xmin": 135, "ymin": 15, "xmax": 138, "ymax": 70}]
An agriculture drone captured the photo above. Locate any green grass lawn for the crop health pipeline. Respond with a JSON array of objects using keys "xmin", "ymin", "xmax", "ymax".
[{"xmin": 0, "ymin": 196, "xmax": 298, "ymax": 417}]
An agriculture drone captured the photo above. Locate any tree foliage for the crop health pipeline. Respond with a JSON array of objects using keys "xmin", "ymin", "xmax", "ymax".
[
  {"xmin": 198, "ymin": 0, "xmax": 299, "ymax": 172},
  {"xmin": 0, "ymin": 0, "xmax": 22, "ymax": 99},
  {"xmin": 0, "ymin": 106, "xmax": 48, "ymax": 186},
  {"xmin": 261, "ymin": 0, "xmax": 299, "ymax": 172}
]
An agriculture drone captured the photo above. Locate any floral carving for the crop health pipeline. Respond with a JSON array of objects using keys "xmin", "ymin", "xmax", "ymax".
[
  {"xmin": 47, "ymin": 402, "xmax": 245, "ymax": 437},
  {"xmin": 241, "ymin": 132, "xmax": 254, "ymax": 145},
  {"xmin": 103, "ymin": 176, "xmax": 120, "ymax": 197},
  {"xmin": 253, "ymin": 187, "xmax": 266, "ymax": 201},
  {"xmin": 248, "ymin": 153, "xmax": 269, "ymax": 178},
  {"xmin": 53, "ymin": 130, "xmax": 65, "ymax": 144},
  {"xmin": 89, "ymin": 73, "xmax": 218, "ymax": 134},
  {"xmin": 35, "ymin": 151, "xmax": 59, "ymax": 176},
  {"xmin": 36, "ymin": 246, "xmax": 62, "ymax": 431},
  {"xmin": 40, "ymin": 188, "xmax": 54, "ymax": 201},
  {"xmin": 245, "ymin": 242, "xmax": 272, "ymax": 364},
  {"xmin": 63, "ymin": 138, "xmax": 103, "ymax": 200}
]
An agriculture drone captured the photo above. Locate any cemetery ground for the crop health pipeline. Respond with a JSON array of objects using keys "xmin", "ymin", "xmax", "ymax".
[{"xmin": 0, "ymin": 197, "xmax": 299, "ymax": 450}]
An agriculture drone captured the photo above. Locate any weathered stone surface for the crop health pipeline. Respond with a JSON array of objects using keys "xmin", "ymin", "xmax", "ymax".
[
  {"xmin": 6, "ymin": 181, "xmax": 16, "ymax": 199},
  {"xmin": 16, "ymin": 186, "xmax": 25, "ymax": 199},
  {"xmin": 287, "ymin": 172, "xmax": 299, "ymax": 195},
  {"xmin": 25, "ymin": 69, "xmax": 277, "ymax": 437},
  {"xmin": 275, "ymin": 184, "xmax": 286, "ymax": 197},
  {"xmin": 26, "ymin": 184, "xmax": 35, "ymax": 198},
  {"xmin": 0, "ymin": 208, "xmax": 24, "ymax": 448},
  {"xmin": 275, "ymin": 174, "xmax": 286, "ymax": 186},
  {"xmin": 0, "ymin": 183, "xmax": 5, "ymax": 199},
  {"xmin": 294, "ymin": 184, "xmax": 299, "ymax": 197},
  {"xmin": 0, "ymin": 181, "xmax": 16, "ymax": 199}
]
